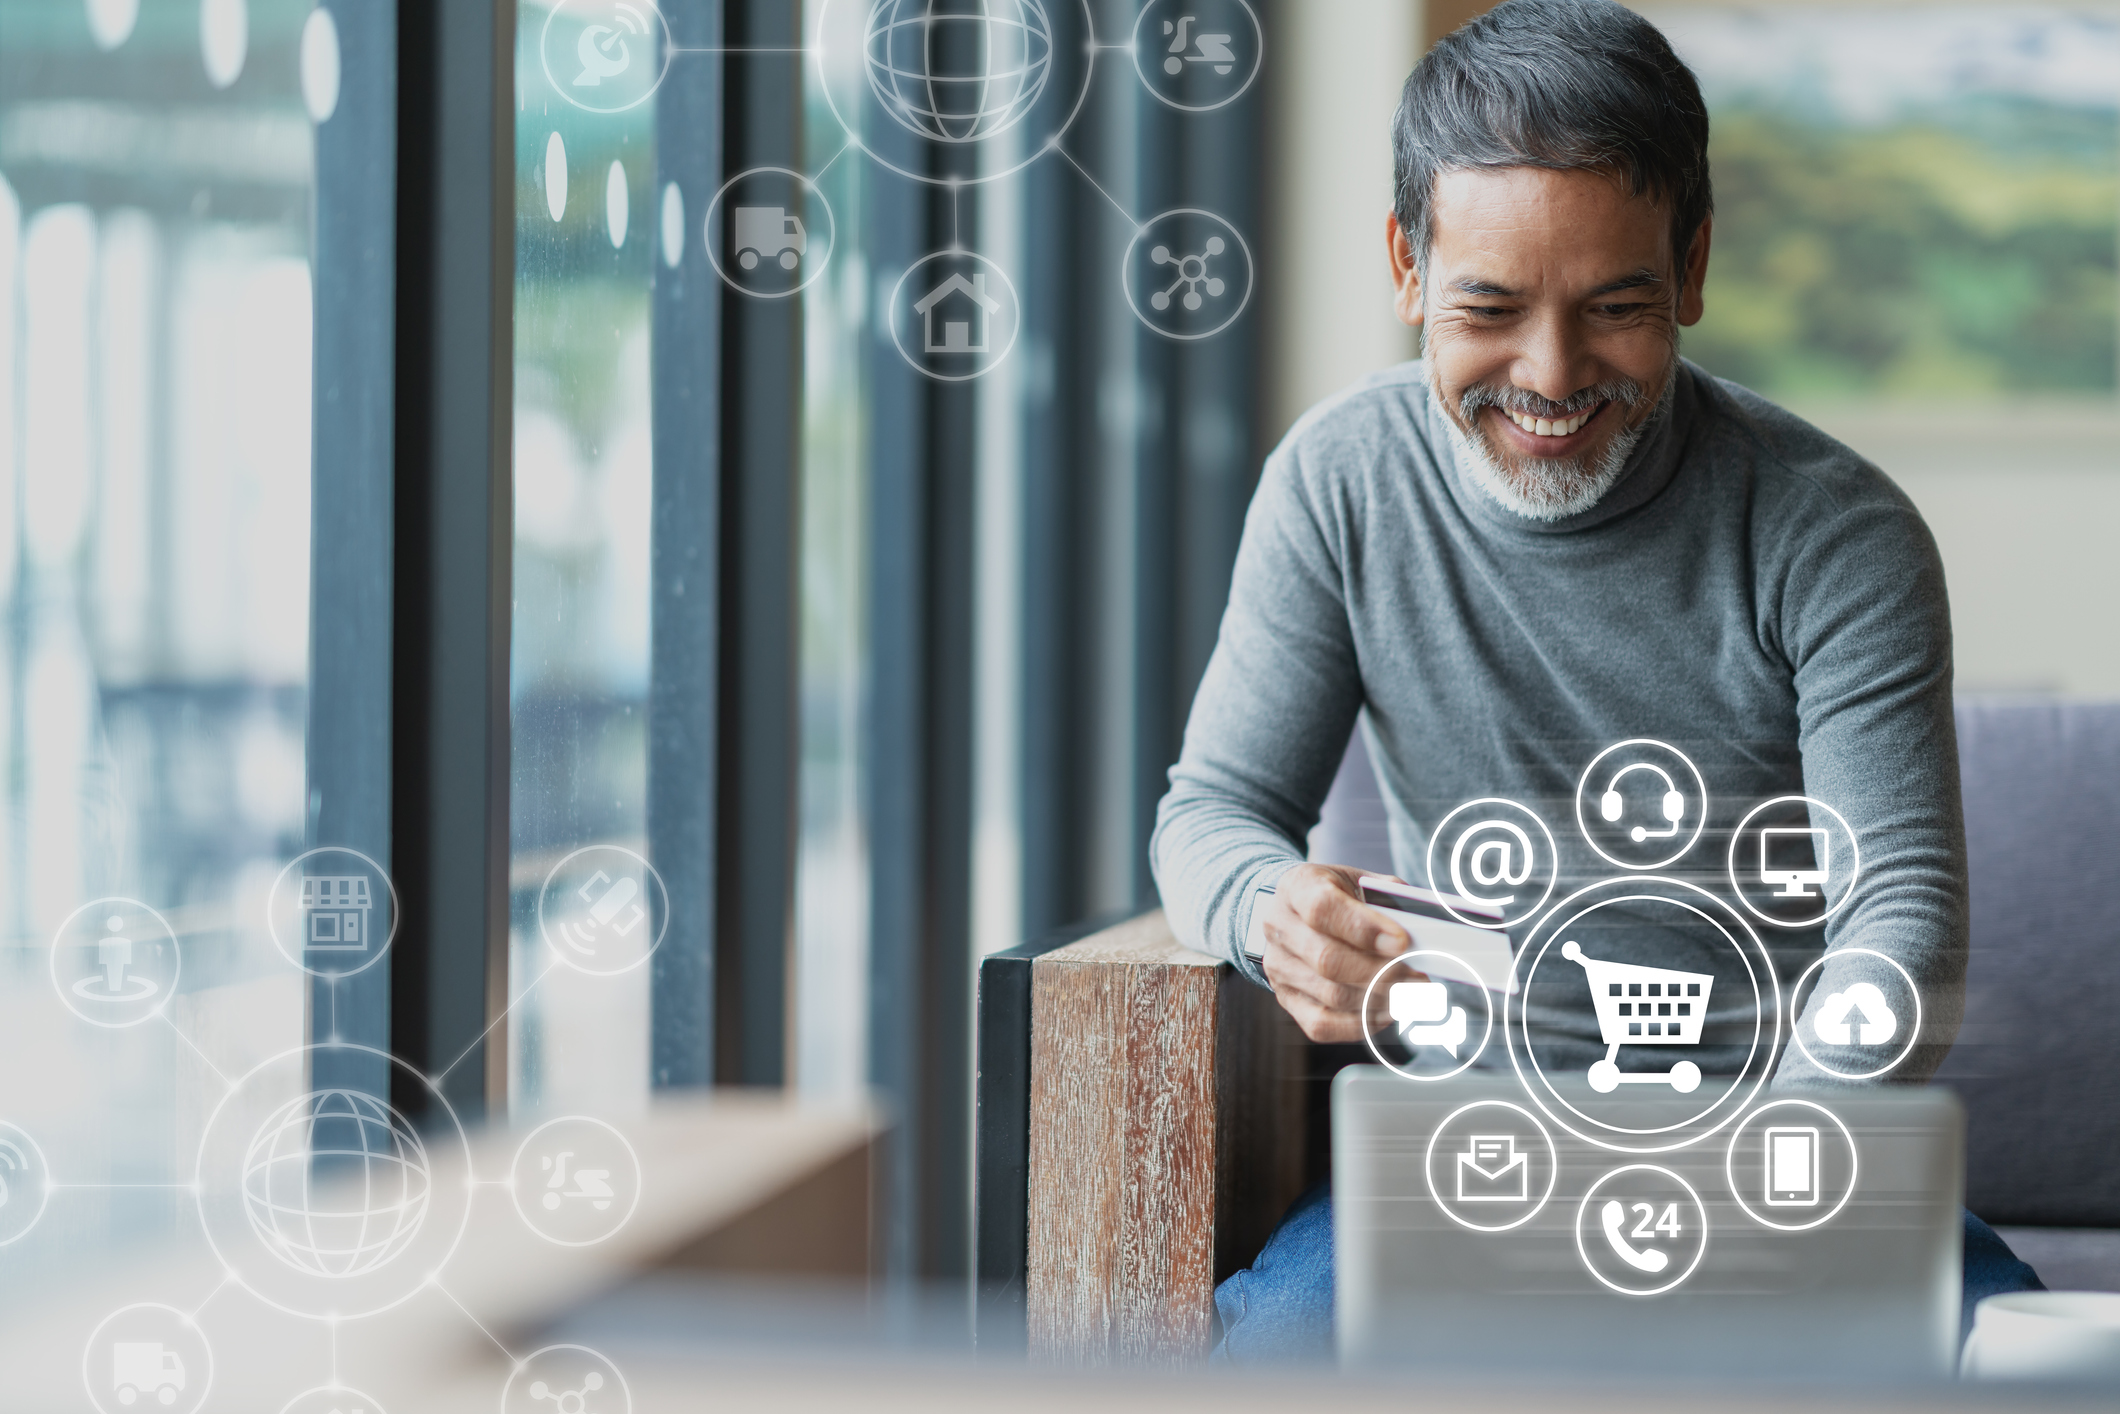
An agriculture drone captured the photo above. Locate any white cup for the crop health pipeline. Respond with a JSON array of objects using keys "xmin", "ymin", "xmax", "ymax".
[{"xmin": 1963, "ymin": 1291, "xmax": 2120, "ymax": 1382}]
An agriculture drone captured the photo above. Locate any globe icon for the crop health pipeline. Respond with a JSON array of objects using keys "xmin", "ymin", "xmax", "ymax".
[
  {"xmin": 863, "ymin": 0, "xmax": 1055, "ymax": 143},
  {"xmin": 241, "ymin": 1089, "xmax": 431, "ymax": 1279}
]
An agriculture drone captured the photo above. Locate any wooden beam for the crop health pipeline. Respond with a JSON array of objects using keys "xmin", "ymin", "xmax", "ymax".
[{"xmin": 1025, "ymin": 912, "xmax": 1304, "ymax": 1364}]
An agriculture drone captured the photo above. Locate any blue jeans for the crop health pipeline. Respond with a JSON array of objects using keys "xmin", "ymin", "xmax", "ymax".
[{"xmin": 1211, "ymin": 1182, "xmax": 2045, "ymax": 1364}]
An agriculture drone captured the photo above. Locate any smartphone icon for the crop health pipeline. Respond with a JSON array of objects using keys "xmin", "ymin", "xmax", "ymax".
[{"xmin": 1764, "ymin": 1126, "xmax": 1820, "ymax": 1207}]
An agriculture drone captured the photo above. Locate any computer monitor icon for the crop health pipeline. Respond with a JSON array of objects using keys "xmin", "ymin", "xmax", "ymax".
[{"xmin": 1760, "ymin": 827, "xmax": 1829, "ymax": 899}]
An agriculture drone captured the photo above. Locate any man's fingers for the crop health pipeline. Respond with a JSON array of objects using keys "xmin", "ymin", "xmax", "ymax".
[{"xmin": 1283, "ymin": 866, "xmax": 1409, "ymax": 957}]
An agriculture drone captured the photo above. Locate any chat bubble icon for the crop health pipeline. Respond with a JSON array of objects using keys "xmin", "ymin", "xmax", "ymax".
[
  {"xmin": 1390, "ymin": 981, "xmax": 1450, "ymax": 1025},
  {"xmin": 1391, "ymin": 982, "xmax": 1467, "ymax": 1058}
]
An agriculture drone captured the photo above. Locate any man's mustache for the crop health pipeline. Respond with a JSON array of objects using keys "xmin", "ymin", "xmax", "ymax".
[{"xmin": 1457, "ymin": 375, "xmax": 1651, "ymax": 424}]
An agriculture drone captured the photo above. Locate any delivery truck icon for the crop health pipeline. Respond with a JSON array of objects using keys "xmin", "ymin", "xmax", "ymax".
[
  {"xmin": 733, "ymin": 206, "xmax": 805, "ymax": 271},
  {"xmin": 112, "ymin": 1342, "xmax": 185, "ymax": 1405}
]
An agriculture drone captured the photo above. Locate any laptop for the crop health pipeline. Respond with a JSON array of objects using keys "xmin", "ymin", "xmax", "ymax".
[{"xmin": 1333, "ymin": 1068, "xmax": 1964, "ymax": 1380}]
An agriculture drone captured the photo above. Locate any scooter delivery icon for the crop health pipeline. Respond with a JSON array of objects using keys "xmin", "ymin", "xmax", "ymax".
[{"xmin": 541, "ymin": 1152, "xmax": 615, "ymax": 1212}]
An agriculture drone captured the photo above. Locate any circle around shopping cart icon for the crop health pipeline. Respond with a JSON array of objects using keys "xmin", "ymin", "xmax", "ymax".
[
  {"xmin": 1574, "ymin": 1164, "xmax": 1710, "ymax": 1297},
  {"xmin": 1506, "ymin": 877, "xmax": 1779, "ymax": 1153},
  {"xmin": 1359, "ymin": 949, "xmax": 1495, "ymax": 1082}
]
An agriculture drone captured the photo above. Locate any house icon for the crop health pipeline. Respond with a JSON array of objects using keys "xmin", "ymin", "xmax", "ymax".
[{"xmin": 914, "ymin": 272, "xmax": 1003, "ymax": 355}]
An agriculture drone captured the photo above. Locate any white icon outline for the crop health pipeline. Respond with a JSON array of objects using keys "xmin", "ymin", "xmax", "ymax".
[
  {"xmin": 240, "ymin": 1088, "xmax": 432, "ymax": 1280},
  {"xmin": 501, "ymin": 1343, "xmax": 633, "ymax": 1414},
  {"xmin": 539, "ymin": 0, "xmax": 674, "ymax": 115},
  {"xmin": 0, "ymin": 1120, "xmax": 50, "ymax": 1247},
  {"xmin": 1422, "ymin": 1099, "xmax": 1557, "ymax": 1233},
  {"xmin": 862, "ymin": 0, "xmax": 1056, "ymax": 143},
  {"xmin": 889, "ymin": 250, "xmax": 1023, "ymax": 381},
  {"xmin": 1122, "ymin": 208, "xmax": 1254, "ymax": 341},
  {"xmin": 537, "ymin": 845, "xmax": 672, "ymax": 977},
  {"xmin": 1129, "ymin": 0, "xmax": 1264, "ymax": 112},
  {"xmin": 510, "ymin": 1116, "xmax": 644, "ymax": 1248},
  {"xmin": 1359, "ymin": 949, "xmax": 1492, "ymax": 1082},
  {"xmin": 1423, "ymin": 797, "xmax": 1558, "ymax": 929},
  {"xmin": 1723, "ymin": 1098, "xmax": 1859, "ymax": 1232},
  {"xmin": 812, "ymin": 0, "xmax": 1100, "ymax": 188},
  {"xmin": 1506, "ymin": 877, "xmax": 1779, "ymax": 1153},
  {"xmin": 1726, "ymin": 795, "xmax": 1863, "ymax": 928},
  {"xmin": 1573, "ymin": 739, "xmax": 1709, "ymax": 871},
  {"xmin": 194, "ymin": 1042, "xmax": 474, "ymax": 1322},
  {"xmin": 267, "ymin": 847, "xmax": 402, "ymax": 980},
  {"xmin": 1573, "ymin": 1164, "xmax": 1708, "ymax": 1297},
  {"xmin": 1787, "ymin": 946, "xmax": 1922, "ymax": 1081},
  {"xmin": 83, "ymin": 1303, "xmax": 213, "ymax": 1414},
  {"xmin": 50, "ymin": 898, "xmax": 182, "ymax": 1029},
  {"xmin": 704, "ymin": 167, "xmax": 838, "ymax": 300},
  {"xmin": 278, "ymin": 1387, "xmax": 388, "ymax": 1414}
]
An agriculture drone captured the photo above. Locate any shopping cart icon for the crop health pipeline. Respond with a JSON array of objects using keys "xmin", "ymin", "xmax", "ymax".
[{"xmin": 1562, "ymin": 940, "xmax": 1712, "ymax": 1094}]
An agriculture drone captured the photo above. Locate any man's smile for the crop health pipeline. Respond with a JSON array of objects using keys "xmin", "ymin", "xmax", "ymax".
[{"xmin": 1484, "ymin": 398, "xmax": 1611, "ymax": 456}]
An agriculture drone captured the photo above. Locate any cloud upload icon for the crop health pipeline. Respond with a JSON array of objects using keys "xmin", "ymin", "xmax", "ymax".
[{"xmin": 1815, "ymin": 982, "xmax": 1898, "ymax": 1046}]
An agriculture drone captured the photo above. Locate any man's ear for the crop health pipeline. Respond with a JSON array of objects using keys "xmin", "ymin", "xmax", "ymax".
[
  {"xmin": 1677, "ymin": 215, "xmax": 1712, "ymax": 327},
  {"xmin": 1386, "ymin": 211, "xmax": 1423, "ymax": 328}
]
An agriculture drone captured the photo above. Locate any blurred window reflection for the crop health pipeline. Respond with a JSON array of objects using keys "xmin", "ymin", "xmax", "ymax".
[
  {"xmin": 0, "ymin": 0, "xmax": 316, "ymax": 1283},
  {"xmin": 509, "ymin": 5, "xmax": 656, "ymax": 1118}
]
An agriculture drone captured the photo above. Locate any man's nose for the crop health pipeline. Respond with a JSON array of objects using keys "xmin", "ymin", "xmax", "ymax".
[{"xmin": 1509, "ymin": 312, "xmax": 1598, "ymax": 405}]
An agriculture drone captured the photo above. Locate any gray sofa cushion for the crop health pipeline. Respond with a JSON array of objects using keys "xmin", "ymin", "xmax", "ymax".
[
  {"xmin": 1939, "ymin": 699, "xmax": 2120, "ymax": 1228},
  {"xmin": 1994, "ymin": 1228, "xmax": 2120, "ymax": 1293}
]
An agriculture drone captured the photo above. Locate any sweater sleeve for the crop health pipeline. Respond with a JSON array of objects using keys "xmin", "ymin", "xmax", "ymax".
[
  {"xmin": 1149, "ymin": 435, "xmax": 1367, "ymax": 985},
  {"xmin": 1771, "ymin": 491, "xmax": 1967, "ymax": 1087}
]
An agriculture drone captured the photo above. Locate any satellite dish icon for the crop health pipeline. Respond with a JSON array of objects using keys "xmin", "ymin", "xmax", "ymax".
[{"xmin": 575, "ymin": 3, "xmax": 649, "ymax": 87}]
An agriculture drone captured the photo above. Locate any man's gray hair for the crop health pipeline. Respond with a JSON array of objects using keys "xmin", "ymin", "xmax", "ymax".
[{"xmin": 1392, "ymin": 0, "xmax": 1713, "ymax": 275}]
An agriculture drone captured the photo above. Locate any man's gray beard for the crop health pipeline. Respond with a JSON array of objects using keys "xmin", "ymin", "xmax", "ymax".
[{"xmin": 1431, "ymin": 359, "xmax": 1674, "ymax": 522}]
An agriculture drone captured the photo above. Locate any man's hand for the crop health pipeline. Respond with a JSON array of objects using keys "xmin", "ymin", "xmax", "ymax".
[{"xmin": 1257, "ymin": 863, "xmax": 1418, "ymax": 1042}]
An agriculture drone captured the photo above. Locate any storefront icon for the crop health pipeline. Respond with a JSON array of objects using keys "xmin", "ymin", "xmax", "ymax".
[{"xmin": 301, "ymin": 876, "xmax": 373, "ymax": 952}]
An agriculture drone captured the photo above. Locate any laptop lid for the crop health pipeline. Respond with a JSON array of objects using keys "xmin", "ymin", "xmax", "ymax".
[{"xmin": 1333, "ymin": 1068, "xmax": 1963, "ymax": 1380}]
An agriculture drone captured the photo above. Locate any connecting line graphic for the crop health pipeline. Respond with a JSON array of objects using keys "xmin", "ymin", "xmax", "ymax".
[
  {"xmin": 188, "ymin": 1269, "xmax": 235, "ymax": 1321},
  {"xmin": 160, "ymin": 1013, "xmax": 236, "ymax": 1089},
  {"xmin": 46, "ymin": 1181, "xmax": 198, "ymax": 1191},
  {"xmin": 810, "ymin": 136, "xmax": 855, "ymax": 185},
  {"xmin": 328, "ymin": 1315, "xmax": 340, "ymax": 1388},
  {"xmin": 667, "ymin": 45, "xmax": 812, "ymax": 54},
  {"xmin": 1051, "ymin": 143, "xmax": 1143, "ymax": 231},
  {"xmin": 433, "ymin": 1277, "xmax": 517, "ymax": 1365},
  {"xmin": 434, "ymin": 957, "xmax": 562, "ymax": 1087}
]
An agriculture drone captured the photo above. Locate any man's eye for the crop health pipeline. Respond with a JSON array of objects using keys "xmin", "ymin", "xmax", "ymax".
[{"xmin": 1596, "ymin": 302, "xmax": 1651, "ymax": 317}]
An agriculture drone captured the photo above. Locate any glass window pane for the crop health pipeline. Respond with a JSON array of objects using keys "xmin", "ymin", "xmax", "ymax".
[
  {"xmin": 796, "ymin": 30, "xmax": 871, "ymax": 1099},
  {"xmin": 0, "ymin": 0, "xmax": 316, "ymax": 1274},
  {"xmin": 508, "ymin": 6, "xmax": 656, "ymax": 1117}
]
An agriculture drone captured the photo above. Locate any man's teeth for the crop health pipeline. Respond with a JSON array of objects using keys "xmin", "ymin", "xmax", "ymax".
[{"xmin": 1506, "ymin": 407, "xmax": 1593, "ymax": 437}]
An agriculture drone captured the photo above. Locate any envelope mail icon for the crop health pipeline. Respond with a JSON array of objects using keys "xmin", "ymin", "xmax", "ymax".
[{"xmin": 1456, "ymin": 1134, "xmax": 1529, "ymax": 1202}]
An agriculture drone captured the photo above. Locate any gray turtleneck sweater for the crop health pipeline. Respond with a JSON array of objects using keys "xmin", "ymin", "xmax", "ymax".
[{"xmin": 1149, "ymin": 359, "xmax": 1965, "ymax": 1086}]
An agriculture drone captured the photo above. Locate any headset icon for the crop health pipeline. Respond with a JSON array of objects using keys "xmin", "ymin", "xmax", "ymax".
[{"xmin": 1600, "ymin": 763, "xmax": 1686, "ymax": 842}]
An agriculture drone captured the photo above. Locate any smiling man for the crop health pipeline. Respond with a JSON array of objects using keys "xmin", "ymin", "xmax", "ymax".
[{"xmin": 1149, "ymin": 0, "xmax": 2043, "ymax": 1362}]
